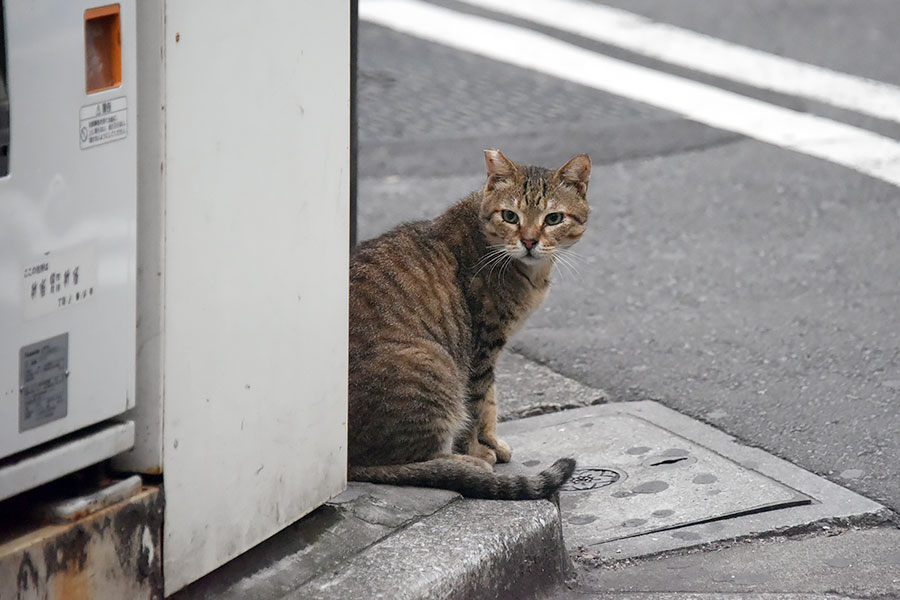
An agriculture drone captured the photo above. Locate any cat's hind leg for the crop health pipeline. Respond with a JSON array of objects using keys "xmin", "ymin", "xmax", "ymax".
[{"xmin": 349, "ymin": 340, "xmax": 471, "ymax": 467}]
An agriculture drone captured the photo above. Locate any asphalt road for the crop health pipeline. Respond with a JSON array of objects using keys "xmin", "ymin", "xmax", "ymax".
[{"xmin": 356, "ymin": 1, "xmax": 900, "ymax": 514}]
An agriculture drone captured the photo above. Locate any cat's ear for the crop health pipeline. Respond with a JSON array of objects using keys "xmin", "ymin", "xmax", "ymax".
[
  {"xmin": 484, "ymin": 149, "xmax": 517, "ymax": 190},
  {"xmin": 556, "ymin": 154, "xmax": 591, "ymax": 197}
]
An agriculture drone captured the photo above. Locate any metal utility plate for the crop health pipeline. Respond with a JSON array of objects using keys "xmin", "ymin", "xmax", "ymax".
[
  {"xmin": 499, "ymin": 409, "xmax": 808, "ymax": 548},
  {"xmin": 0, "ymin": 420, "xmax": 134, "ymax": 502},
  {"xmin": 498, "ymin": 402, "xmax": 885, "ymax": 558}
]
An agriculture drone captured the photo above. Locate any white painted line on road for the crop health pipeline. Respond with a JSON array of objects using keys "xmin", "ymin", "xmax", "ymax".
[
  {"xmin": 360, "ymin": 0, "xmax": 900, "ymax": 188},
  {"xmin": 459, "ymin": 0, "xmax": 900, "ymax": 125}
]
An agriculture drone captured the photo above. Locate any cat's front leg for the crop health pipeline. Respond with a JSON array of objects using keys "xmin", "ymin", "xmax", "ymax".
[
  {"xmin": 460, "ymin": 383, "xmax": 499, "ymax": 465},
  {"xmin": 461, "ymin": 432, "xmax": 498, "ymax": 466},
  {"xmin": 478, "ymin": 384, "xmax": 512, "ymax": 463}
]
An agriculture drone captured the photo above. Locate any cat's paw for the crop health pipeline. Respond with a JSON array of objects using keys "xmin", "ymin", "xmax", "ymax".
[
  {"xmin": 470, "ymin": 443, "xmax": 498, "ymax": 466},
  {"xmin": 480, "ymin": 434, "xmax": 512, "ymax": 463},
  {"xmin": 493, "ymin": 438, "xmax": 512, "ymax": 463}
]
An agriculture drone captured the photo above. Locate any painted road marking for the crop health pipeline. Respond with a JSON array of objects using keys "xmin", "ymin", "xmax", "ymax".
[
  {"xmin": 360, "ymin": 0, "xmax": 900, "ymax": 188},
  {"xmin": 458, "ymin": 0, "xmax": 900, "ymax": 125}
]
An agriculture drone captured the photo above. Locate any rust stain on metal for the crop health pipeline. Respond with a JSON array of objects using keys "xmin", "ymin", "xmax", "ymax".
[
  {"xmin": 51, "ymin": 560, "xmax": 92, "ymax": 599},
  {"xmin": 1, "ymin": 487, "xmax": 163, "ymax": 600},
  {"xmin": 42, "ymin": 524, "xmax": 90, "ymax": 573},
  {"xmin": 16, "ymin": 552, "xmax": 39, "ymax": 594}
]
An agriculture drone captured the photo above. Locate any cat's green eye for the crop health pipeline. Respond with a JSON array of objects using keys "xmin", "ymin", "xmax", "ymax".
[
  {"xmin": 544, "ymin": 212, "xmax": 564, "ymax": 226},
  {"xmin": 501, "ymin": 210, "xmax": 519, "ymax": 224}
]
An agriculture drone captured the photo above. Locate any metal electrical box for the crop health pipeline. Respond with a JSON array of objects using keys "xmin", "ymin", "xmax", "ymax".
[
  {"xmin": 124, "ymin": 1, "xmax": 350, "ymax": 593},
  {"xmin": 0, "ymin": 1, "xmax": 137, "ymax": 500}
]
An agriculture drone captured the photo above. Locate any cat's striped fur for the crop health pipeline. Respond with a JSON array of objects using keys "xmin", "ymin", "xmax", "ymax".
[{"xmin": 348, "ymin": 150, "xmax": 590, "ymax": 500}]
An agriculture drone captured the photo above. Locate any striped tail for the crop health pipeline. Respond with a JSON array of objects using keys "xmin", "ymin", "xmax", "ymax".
[{"xmin": 349, "ymin": 457, "xmax": 576, "ymax": 500}]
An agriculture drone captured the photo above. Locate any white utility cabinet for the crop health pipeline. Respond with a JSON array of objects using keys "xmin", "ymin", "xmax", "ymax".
[
  {"xmin": 0, "ymin": 0, "xmax": 137, "ymax": 500},
  {"xmin": 119, "ymin": 1, "xmax": 351, "ymax": 593}
]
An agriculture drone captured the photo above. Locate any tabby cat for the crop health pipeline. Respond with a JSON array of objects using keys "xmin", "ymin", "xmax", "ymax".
[{"xmin": 348, "ymin": 150, "xmax": 591, "ymax": 500}]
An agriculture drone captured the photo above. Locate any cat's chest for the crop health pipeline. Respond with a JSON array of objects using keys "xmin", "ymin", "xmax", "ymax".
[
  {"xmin": 500, "ymin": 283, "xmax": 548, "ymax": 336},
  {"xmin": 472, "ymin": 273, "xmax": 549, "ymax": 341}
]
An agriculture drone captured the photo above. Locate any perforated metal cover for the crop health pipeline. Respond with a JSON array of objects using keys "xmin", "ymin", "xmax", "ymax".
[{"xmin": 499, "ymin": 408, "xmax": 809, "ymax": 547}]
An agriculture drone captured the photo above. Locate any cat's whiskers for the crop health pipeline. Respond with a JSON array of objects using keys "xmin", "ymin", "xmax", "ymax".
[
  {"xmin": 498, "ymin": 254, "xmax": 516, "ymax": 282},
  {"xmin": 488, "ymin": 251, "xmax": 513, "ymax": 282},
  {"xmin": 472, "ymin": 253, "xmax": 505, "ymax": 274},
  {"xmin": 551, "ymin": 260, "xmax": 568, "ymax": 282},
  {"xmin": 558, "ymin": 256, "xmax": 582, "ymax": 281},
  {"xmin": 472, "ymin": 251, "xmax": 511, "ymax": 282},
  {"xmin": 548, "ymin": 248, "xmax": 582, "ymax": 281},
  {"xmin": 556, "ymin": 247, "xmax": 588, "ymax": 262},
  {"xmin": 550, "ymin": 256, "xmax": 574, "ymax": 281},
  {"xmin": 473, "ymin": 247, "xmax": 507, "ymax": 266},
  {"xmin": 471, "ymin": 247, "xmax": 509, "ymax": 278}
]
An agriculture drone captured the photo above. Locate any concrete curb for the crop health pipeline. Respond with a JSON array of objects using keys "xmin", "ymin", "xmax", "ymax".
[
  {"xmin": 290, "ymin": 497, "xmax": 569, "ymax": 600},
  {"xmin": 175, "ymin": 482, "xmax": 570, "ymax": 600}
]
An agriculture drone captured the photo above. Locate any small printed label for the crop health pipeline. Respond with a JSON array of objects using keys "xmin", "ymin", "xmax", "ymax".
[
  {"xmin": 23, "ymin": 245, "xmax": 98, "ymax": 320},
  {"xmin": 79, "ymin": 97, "xmax": 127, "ymax": 149},
  {"xmin": 20, "ymin": 333, "xmax": 69, "ymax": 432}
]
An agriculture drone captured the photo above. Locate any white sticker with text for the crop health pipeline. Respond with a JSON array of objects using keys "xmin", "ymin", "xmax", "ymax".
[{"xmin": 80, "ymin": 97, "xmax": 128, "ymax": 149}]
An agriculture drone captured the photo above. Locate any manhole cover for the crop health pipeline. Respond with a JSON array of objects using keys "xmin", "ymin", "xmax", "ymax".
[
  {"xmin": 561, "ymin": 468, "xmax": 623, "ymax": 491},
  {"xmin": 499, "ymin": 411, "xmax": 812, "ymax": 549}
]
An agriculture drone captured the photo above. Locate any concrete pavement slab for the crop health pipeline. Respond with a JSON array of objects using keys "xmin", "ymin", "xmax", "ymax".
[{"xmin": 496, "ymin": 351, "xmax": 608, "ymax": 421}]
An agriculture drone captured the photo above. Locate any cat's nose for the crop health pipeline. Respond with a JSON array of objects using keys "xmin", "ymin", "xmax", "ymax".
[{"xmin": 521, "ymin": 238, "xmax": 538, "ymax": 250}]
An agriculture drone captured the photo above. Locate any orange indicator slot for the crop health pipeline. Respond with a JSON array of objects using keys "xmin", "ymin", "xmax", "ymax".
[{"xmin": 84, "ymin": 4, "xmax": 121, "ymax": 94}]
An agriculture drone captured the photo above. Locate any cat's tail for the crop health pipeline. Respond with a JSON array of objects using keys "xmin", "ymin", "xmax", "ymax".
[{"xmin": 348, "ymin": 457, "xmax": 576, "ymax": 500}]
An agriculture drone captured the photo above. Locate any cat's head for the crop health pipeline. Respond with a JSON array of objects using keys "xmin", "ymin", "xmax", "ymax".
[{"xmin": 479, "ymin": 149, "xmax": 591, "ymax": 266}]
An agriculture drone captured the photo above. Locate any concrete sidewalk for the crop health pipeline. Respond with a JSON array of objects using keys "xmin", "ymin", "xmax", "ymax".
[{"xmin": 175, "ymin": 352, "xmax": 900, "ymax": 600}]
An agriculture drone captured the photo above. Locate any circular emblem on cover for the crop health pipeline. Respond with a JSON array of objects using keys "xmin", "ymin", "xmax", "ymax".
[{"xmin": 560, "ymin": 467, "xmax": 624, "ymax": 492}]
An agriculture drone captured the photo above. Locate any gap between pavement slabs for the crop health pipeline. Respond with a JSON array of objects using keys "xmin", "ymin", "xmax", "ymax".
[{"xmin": 174, "ymin": 351, "xmax": 896, "ymax": 600}]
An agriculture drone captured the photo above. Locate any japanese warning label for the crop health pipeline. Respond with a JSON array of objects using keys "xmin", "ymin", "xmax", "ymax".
[
  {"xmin": 80, "ymin": 97, "xmax": 127, "ymax": 149},
  {"xmin": 20, "ymin": 333, "xmax": 69, "ymax": 432},
  {"xmin": 23, "ymin": 244, "xmax": 97, "ymax": 320}
]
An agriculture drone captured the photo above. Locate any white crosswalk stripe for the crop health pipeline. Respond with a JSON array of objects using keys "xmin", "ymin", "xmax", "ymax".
[
  {"xmin": 459, "ymin": 0, "xmax": 900, "ymax": 125},
  {"xmin": 360, "ymin": 0, "xmax": 900, "ymax": 188}
]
